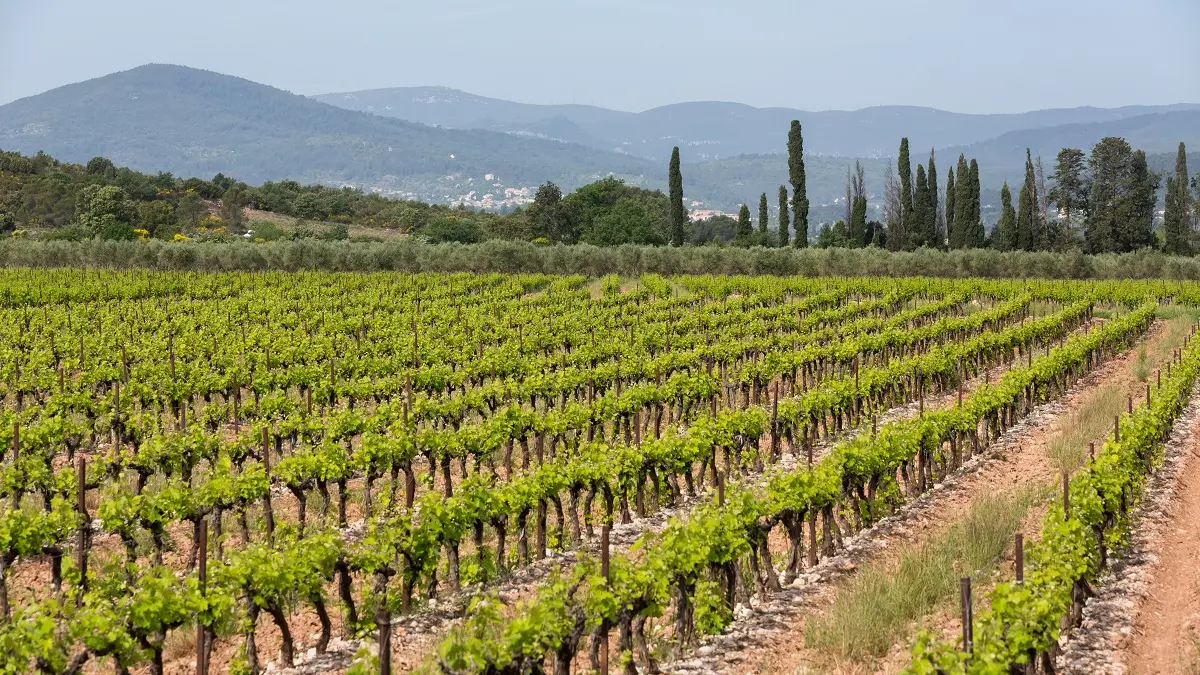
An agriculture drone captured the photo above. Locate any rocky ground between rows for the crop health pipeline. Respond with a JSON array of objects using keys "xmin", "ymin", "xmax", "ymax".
[{"xmin": 1058, "ymin": 383, "xmax": 1200, "ymax": 675}]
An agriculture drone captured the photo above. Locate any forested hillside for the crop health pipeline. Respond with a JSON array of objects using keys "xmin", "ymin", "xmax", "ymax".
[{"xmin": 0, "ymin": 64, "xmax": 657, "ymax": 201}]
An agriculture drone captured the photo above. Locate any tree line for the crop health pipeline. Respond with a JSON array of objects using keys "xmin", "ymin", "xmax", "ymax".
[
  {"xmin": 1, "ymin": 127, "xmax": 1195, "ymax": 254},
  {"xmin": 817, "ymin": 137, "xmax": 1192, "ymax": 255}
]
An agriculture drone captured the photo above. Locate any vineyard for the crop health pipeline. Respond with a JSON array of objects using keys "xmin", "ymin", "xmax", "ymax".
[{"xmin": 2, "ymin": 270, "xmax": 1200, "ymax": 675}]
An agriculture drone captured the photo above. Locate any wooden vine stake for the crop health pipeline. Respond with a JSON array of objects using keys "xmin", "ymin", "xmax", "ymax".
[
  {"xmin": 1015, "ymin": 533, "xmax": 1024, "ymax": 583},
  {"xmin": 196, "ymin": 520, "xmax": 209, "ymax": 675},
  {"xmin": 599, "ymin": 524, "xmax": 611, "ymax": 675},
  {"xmin": 262, "ymin": 427, "xmax": 275, "ymax": 545},
  {"xmin": 75, "ymin": 457, "xmax": 88, "ymax": 604},
  {"xmin": 960, "ymin": 577, "xmax": 973, "ymax": 655}
]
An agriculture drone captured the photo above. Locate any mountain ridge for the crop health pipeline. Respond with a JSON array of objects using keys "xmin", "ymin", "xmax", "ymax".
[
  {"xmin": 313, "ymin": 85, "xmax": 1200, "ymax": 161},
  {"xmin": 1, "ymin": 64, "xmax": 1196, "ymax": 217}
]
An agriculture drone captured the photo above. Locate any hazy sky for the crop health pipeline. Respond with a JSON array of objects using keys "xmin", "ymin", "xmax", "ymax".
[{"xmin": 2, "ymin": 0, "xmax": 1198, "ymax": 112}]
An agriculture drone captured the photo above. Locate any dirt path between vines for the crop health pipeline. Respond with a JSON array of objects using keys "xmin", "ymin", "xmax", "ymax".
[
  {"xmin": 671, "ymin": 320, "xmax": 1168, "ymax": 675},
  {"xmin": 1124, "ymin": 410, "xmax": 1200, "ymax": 674}
]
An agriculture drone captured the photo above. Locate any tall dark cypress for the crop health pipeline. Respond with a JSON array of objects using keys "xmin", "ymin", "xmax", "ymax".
[
  {"xmin": 1164, "ymin": 142, "xmax": 1192, "ymax": 255},
  {"xmin": 897, "ymin": 138, "xmax": 914, "ymax": 249},
  {"xmin": 788, "ymin": 121, "xmax": 809, "ymax": 247},
  {"xmin": 910, "ymin": 164, "xmax": 930, "ymax": 249},
  {"xmin": 668, "ymin": 147, "xmax": 686, "ymax": 246},
  {"xmin": 945, "ymin": 166, "xmax": 958, "ymax": 248},
  {"xmin": 995, "ymin": 182, "xmax": 1017, "ymax": 250},
  {"xmin": 777, "ymin": 185, "xmax": 790, "ymax": 247},
  {"xmin": 1022, "ymin": 149, "xmax": 1044, "ymax": 249},
  {"xmin": 758, "ymin": 192, "xmax": 769, "ymax": 241},
  {"xmin": 1125, "ymin": 150, "xmax": 1158, "ymax": 251},
  {"xmin": 1016, "ymin": 182, "xmax": 1034, "ymax": 251},
  {"xmin": 954, "ymin": 154, "xmax": 971, "ymax": 246},
  {"xmin": 736, "ymin": 203, "xmax": 753, "ymax": 242},
  {"xmin": 968, "ymin": 159, "xmax": 983, "ymax": 246},
  {"xmin": 928, "ymin": 150, "xmax": 940, "ymax": 247}
]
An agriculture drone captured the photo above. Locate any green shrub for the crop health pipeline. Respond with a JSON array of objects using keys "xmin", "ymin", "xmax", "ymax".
[
  {"xmin": 422, "ymin": 218, "xmax": 484, "ymax": 244},
  {"xmin": 248, "ymin": 220, "xmax": 289, "ymax": 241}
]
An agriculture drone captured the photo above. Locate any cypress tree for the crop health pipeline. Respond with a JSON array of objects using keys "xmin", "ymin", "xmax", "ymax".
[
  {"xmin": 1021, "ymin": 149, "xmax": 1044, "ymax": 249},
  {"xmin": 928, "ymin": 150, "xmax": 941, "ymax": 247},
  {"xmin": 668, "ymin": 147, "xmax": 686, "ymax": 246},
  {"xmin": 995, "ymin": 182, "xmax": 1017, "ymax": 250},
  {"xmin": 758, "ymin": 192, "xmax": 769, "ymax": 241},
  {"xmin": 736, "ymin": 203, "xmax": 753, "ymax": 243},
  {"xmin": 1016, "ymin": 182, "xmax": 1034, "ymax": 251},
  {"xmin": 897, "ymin": 138, "xmax": 914, "ymax": 249},
  {"xmin": 777, "ymin": 185, "xmax": 790, "ymax": 247},
  {"xmin": 1164, "ymin": 142, "xmax": 1192, "ymax": 255},
  {"xmin": 848, "ymin": 161, "xmax": 868, "ymax": 248},
  {"xmin": 1124, "ymin": 150, "xmax": 1158, "ymax": 251},
  {"xmin": 968, "ymin": 159, "xmax": 983, "ymax": 245},
  {"xmin": 945, "ymin": 166, "xmax": 958, "ymax": 248},
  {"xmin": 788, "ymin": 121, "xmax": 809, "ymax": 247},
  {"xmin": 954, "ymin": 154, "xmax": 971, "ymax": 247},
  {"xmin": 910, "ymin": 164, "xmax": 930, "ymax": 249}
]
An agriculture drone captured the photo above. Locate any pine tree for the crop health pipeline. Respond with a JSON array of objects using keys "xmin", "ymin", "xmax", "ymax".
[
  {"xmin": 668, "ymin": 147, "xmax": 686, "ymax": 246},
  {"xmin": 736, "ymin": 203, "xmax": 753, "ymax": 243},
  {"xmin": 995, "ymin": 182, "xmax": 1017, "ymax": 250},
  {"xmin": 758, "ymin": 192, "xmax": 769, "ymax": 242},
  {"xmin": 910, "ymin": 164, "xmax": 930, "ymax": 249},
  {"xmin": 788, "ymin": 121, "xmax": 809, "ymax": 247},
  {"xmin": 968, "ymin": 159, "xmax": 983, "ymax": 246},
  {"xmin": 1085, "ymin": 137, "xmax": 1128, "ymax": 253},
  {"xmin": 897, "ymin": 138, "xmax": 914, "ymax": 249},
  {"xmin": 1049, "ymin": 148, "xmax": 1087, "ymax": 235},
  {"xmin": 1163, "ymin": 142, "xmax": 1192, "ymax": 255},
  {"xmin": 777, "ymin": 185, "xmax": 790, "ymax": 247},
  {"xmin": 945, "ymin": 166, "xmax": 958, "ymax": 248},
  {"xmin": 928, "ymin": 150, "xmax": 941, "ymax": 247},
  {"xmin": 954, "ymin": 154, "xmax": 971, "ymax": 247}
]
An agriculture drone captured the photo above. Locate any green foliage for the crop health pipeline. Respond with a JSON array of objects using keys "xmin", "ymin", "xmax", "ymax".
[
  {"xmin": 788, "ymin": 121, "xmax": 809, "ymax": 247},
  {"xmin": 1086, "ymin": 137, "xmax": 1161, "ymax": 253},
  {"xmin": 1049, "ymin": 148, "xmax": 1088, "ymax": 233},
  {"xmin": 692, "ymin": 578, "xmax": 731, "ymax": 636},
  {"xmin": 898, "ymin": 138, "xmax": 914, "ymax": 249},
  {"xmin": 669, "ymin": 147, "xmax": 686, "ymax": 246},
  {"xmin": 422, "ymin": 219, "xmax": 484, "ymax": 244},
  {"xmin": 777, "ymin": 185, "xmax": 790, "ymax": 247},
  {"xmin": 945, "ymin": 166, "xmax": 958, "ymax": 248},
  {"xmin": 689, "ymin": 215, "xmax": 738, "ymax": 245},
  {"xmin": 75, "ymin": 184, "xmax": 134, "ymax": 240},
  {"xmin": 953, "ymin": 154, "xmax": 972, "ymax": 248},
  {"xmin": 734, "ymin": 204, "xmax": 753, "ymax": 245},
  {"xmin": 967, "ymin": 159, "xmax": 984, "ymax": 247},
  {"xmin": 1163, "ymin": 142, "xmax": 1193, "ymax": 255},
  {"xmin": 757, "ymin": 192, "xmax": 769, "ymax": 238},
  {"xmin": 993, "ymin": 182, "xmax": 1018, "ymax": 251},
  {"xmin": 904, "ymin": 312, "xmax": 1200, "ymax": 673}
]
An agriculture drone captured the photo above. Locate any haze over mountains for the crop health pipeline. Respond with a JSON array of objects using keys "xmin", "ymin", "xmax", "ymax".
[
  {"xmin": 314, "ymin": 86, "xmax": 1200, "ymax": 163},
  {"xmin": 1, "ymin": 64, "xmax": 1197, "ymax": 218}
]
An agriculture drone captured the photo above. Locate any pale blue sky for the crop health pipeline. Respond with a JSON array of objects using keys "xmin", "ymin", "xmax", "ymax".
[{"xmin": 2, "ymin": 0, "xmax": 1197, "ymax": 112}]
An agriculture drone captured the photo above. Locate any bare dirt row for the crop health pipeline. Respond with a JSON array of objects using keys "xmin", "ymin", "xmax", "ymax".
[{"xmin": 663, "ymin": 319, "xmax": 1171, "ymax": 675}]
